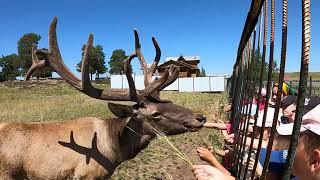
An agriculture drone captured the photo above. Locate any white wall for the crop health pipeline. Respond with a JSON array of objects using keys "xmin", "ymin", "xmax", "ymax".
[{"xmin": 110, "ymin": 75, "xmax": 227, "ymax": 92}]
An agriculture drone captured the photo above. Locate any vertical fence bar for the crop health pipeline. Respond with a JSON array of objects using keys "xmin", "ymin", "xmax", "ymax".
[
  {"xmin": 243, "ymin": 12, "xmax": 264, "ymax": 179},
  {"xmin": 233, "ymin": 41, "xmax": 254, "ymax": 177},
  {"xmin": 235, "ymin": 42, "xmax": 252, "ymax": 177},
  {"xmin": 282, "ymin": 0, "xmax": 311, "ymax": 179},
  {"xmin": 238, "ymin": 30, "xmax": 257, "ymax": 178},
  {"xmin": 247, "ymin": 1, "xmax": 269, "ymax": 179},
  {"xmin": 309, "ymin": 76, "xmax": 312, "ymax": 96},
  {"xmin": 232, "ymin": 62, "xmax": 247, "ymax": 172},
  {"xmin": 229, "ymin": 1, "xmax": 265, "ymax": 178},
  {"xmin": 261, "ymin": 0, "xmax": 288, "ymax": 179},
  {"xmin": 233, "ymin": 51, "xmax": 247, "ymax": 173},
  {"xmin": 231, "ymin": 64, "xmax": 242, "ymax": 134},
  {"xmin": 230, "ymin": 65, "xmax": 240, "ymax": 133},
  {"xmin": 252, "ymin": 0, "xmax": 274, "ymax": 177}
]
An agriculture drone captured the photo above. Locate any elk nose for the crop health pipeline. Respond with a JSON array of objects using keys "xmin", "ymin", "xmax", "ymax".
[{"xmin": 196, "ymin": 114, "xmax": 206, "ymax": 123}]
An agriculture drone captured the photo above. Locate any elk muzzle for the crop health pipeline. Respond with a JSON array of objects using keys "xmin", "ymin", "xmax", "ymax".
[{"xmin": 195, "ymin": 114, "xmax": 207, "ymax": 124}]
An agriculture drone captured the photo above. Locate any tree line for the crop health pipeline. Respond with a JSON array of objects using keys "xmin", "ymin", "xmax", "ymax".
[{"xmin": 0, "ymin": 33, "xmax": 130, "ymax": 82}]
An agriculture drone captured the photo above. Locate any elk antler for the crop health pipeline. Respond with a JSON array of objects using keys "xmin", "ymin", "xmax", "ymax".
[
  {"xmin": 26, "ymin": 17, "xmax": 179, "ymax": 103},
  {"xmin": 133, "ymin": 30, "xmax": 179, "ymax": 96},
  {"xmin": 25, "ymin": 44, "xmax": 47, "ymax": 79}
]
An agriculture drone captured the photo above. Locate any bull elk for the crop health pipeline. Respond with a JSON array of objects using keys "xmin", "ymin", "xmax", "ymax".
[{"xmin": 0, "ymin": 17, "xmax": 206, "ymax": 179}]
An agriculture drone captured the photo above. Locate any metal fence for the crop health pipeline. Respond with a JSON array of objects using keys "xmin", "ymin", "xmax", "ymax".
[
  {"xmin": 229, "ymin": 0, "xmax": 312, "ymax": 179},
  {"xmin": 111, "ymin": 75, "xmax": 228, "ymax": 92},
  {"xmin": 288, "ymin": 79, "xmax": 320, "ymax": 96}
]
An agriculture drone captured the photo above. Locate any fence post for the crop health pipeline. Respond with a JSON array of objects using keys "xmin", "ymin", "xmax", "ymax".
[
  {"xmin": 121, "ymin": 74, "xmax": 124, "ymax": 89},
  {"xmin": 309, "ymin": 76, "xmax": 312, "ymax": 97},
  {"xmin": 209, "ymin": 76, "xmax": 211, "ymax": 91},
  {"xmin": 193, "ymin": 77, "xmax": 195, "ymax": 92},
  {"xmin": 177, "ymin": 77, "xmax": 180, "ymax": 91}
]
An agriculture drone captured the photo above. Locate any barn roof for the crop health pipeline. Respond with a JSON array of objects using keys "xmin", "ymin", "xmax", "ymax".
[
  {"xmin": 165, "ymin": 55, "xmax": 200, "ymax": 62},
  {"xmin": 157, "ymin": 60, "xmax": 198, "ymax": 69}
]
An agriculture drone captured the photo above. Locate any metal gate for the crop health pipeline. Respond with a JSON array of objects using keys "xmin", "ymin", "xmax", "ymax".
[{"xmin": 229, "ymin": 0, "xmax": 311, "ymax": 179}]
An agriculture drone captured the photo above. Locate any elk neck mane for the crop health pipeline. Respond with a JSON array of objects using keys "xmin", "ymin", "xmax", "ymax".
[{"xmin": 105, "ymin": 116, "xmax": 155, "ymax": 162}]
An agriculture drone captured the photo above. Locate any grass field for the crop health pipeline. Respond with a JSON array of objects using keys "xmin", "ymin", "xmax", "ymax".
[{"xmin": 0, "ymin": 80, "xmax": 227, "ymax": 179}]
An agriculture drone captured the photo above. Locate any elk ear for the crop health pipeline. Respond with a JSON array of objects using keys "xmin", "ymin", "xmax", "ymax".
[{"xmin": 108, "ymin": 103, "xmax": 135, "ymax": 118}]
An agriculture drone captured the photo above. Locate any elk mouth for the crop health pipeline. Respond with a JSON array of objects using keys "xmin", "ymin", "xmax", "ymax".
[
  {"xmin": 185, "ymin": 124, "xmax": 205, "ymax": 132},
  {"xmin": 185, "ymin": 114, "xmax": 206, "ymax": 132}
]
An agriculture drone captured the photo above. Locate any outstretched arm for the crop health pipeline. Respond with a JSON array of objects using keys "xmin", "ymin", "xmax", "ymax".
[
  {"xmin": 193, "ymin": 165, "xmax": 235, "ymax": 180},
  {"xmin": 203, "ymin": 122, "xmax": 227, "ymax": 129},
  {"xmin": 196, "ymin": 147, "xmax": 231, "ymax": 175}
]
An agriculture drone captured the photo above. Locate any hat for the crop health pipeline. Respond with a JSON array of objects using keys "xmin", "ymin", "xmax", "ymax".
[
  {"xmin": 256, "ymin": 88, "xmax": 267, "ymax": 97},
  {"xmin": 256, "ymin": 107, "xmax": 282, "ymax": 127},
  {"xmin": 303, "ymin": 96, "xmax": 320, "ymax": 115},
  {"xmin": 281, "ymin": 95, "xmax": 297, "ymax": 110},
  {"xmin": 277, "ymin": 104, "xmax": 320, "ymax": 136}
]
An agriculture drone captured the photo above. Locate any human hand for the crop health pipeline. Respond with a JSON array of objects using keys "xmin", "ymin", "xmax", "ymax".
[
  {"xmin": 192, "ymin": 165, "xmax": 234, "ymax": 180},
  {"xmin": 268, "ymin": 99, "xmax": 276, "ymax": 106},
  {"xmin": 224, "ymin": 133, "xmax": 235, "ymax": 143},
  {"xmin": 224, "ymin": 104, "xmax": 232, "ymax": 112},
  {"xmin": 196, "ymin": 147, "xmax": 215, "ymax": 163}
]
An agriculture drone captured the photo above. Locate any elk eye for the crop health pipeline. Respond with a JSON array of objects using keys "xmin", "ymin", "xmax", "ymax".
[{"xmin": 152, "ymin": 112, "xmax": 162, "ymax": 119}]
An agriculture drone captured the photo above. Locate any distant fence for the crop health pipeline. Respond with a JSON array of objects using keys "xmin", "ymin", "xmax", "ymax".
[
  {"xmin": 287, "ymin": 79, "xmax": 320, "ymax": 96},
  {"xmin": 111, "ymin": 75, "xmax": 228, "ymax": 92},
  {"xmin": 258, "ymin": 79, "xmax": 320, "ymax": 97}
]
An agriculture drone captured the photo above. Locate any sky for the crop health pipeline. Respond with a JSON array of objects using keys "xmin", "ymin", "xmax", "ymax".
[{"xmin": 0, "ymin": 0, "xmax": 319, "ymax": 77}]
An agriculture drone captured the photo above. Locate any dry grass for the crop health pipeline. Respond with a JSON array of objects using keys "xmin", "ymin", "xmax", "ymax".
[
  {"xmin": 0, "ymin": 81, "xmax": 111, "ymax": 122},
  {"xmin": 0, "ymin": 80, "xmax": 227, "ymax": 179},
  {"xmin": 152, "ymin": 126, "xmax": 194, "ymax": 166}
]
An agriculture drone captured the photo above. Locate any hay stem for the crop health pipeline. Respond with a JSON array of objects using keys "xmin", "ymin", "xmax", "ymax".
[{"xmin": 150, "ymin": 126, "xmax": 193, "ymax": 166}]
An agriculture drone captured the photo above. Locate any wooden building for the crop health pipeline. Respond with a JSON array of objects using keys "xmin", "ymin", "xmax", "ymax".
[{"xmin": 156, "ymin": 56, "xmax": 200, "ymax": 78}]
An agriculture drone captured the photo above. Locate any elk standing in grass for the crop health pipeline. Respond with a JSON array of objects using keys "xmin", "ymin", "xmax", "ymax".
[{"xmin": 0, "ymin": 17, "xmax": 206, "ymax": 179}]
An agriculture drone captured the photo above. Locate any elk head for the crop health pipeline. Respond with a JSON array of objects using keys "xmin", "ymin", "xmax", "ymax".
[{"xmin": 26, "ymin": 17, "xmax": 206, "ymax": 137}]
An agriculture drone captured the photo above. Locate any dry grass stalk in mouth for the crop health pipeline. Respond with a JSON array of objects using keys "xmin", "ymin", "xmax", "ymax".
[{"xmin": 151, "ymin": 126, "xmax": 194, "ymax": 166}]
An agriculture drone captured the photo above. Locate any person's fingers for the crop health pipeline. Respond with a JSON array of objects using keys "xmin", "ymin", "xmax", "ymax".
[
  {"xmin": 198, "ymin": 152, "xmax": 208, "ymax": 158},
  {"xmin": 208, "ymin": 146, "xmax": 214, "ymax": 151},
  {"xmin": 194, "ymin": 168, "xmax": 206, "ymax": 174},
  {"xmin": 197, "ymin": 148, "xmax": 210, "ymax": 153},
  {"xmin": 195, "ymin": 173, "xmax": 210, "ymax": 180},
  {"xmin": 193, "ymin": 165, "xmax": 206, "ymax": 171},
  {"xmin": 193, "ymin": 167, "xmax": 210, "ymax": 177},
  {"xmin": 194, "ymin": 169, "xmax": 201, "ymax": 174},
  {"xmin": 192, "ymin": 165, "xmax": 202, "ymax": 170},
  {"xmin": 197, "ymin": 149, "xmax": 203, "ymax": 154},
  {"xmin": 197, "ymin": 149, "xmax": 206, "ymax": 154},
  {"xmin": 224, "ymin": 136, "xmax": 231, "ymax": 140},
  {"xmin": 198, "ymin": 165, "xmax": 219, "ymax": 175},
  {"xmin": 195, "ymin": 173, "xmax": 205, "ymax": 179},
  {"xmin": 198, "ymin": 149, "xmax": 204, "ymax": 152}
]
